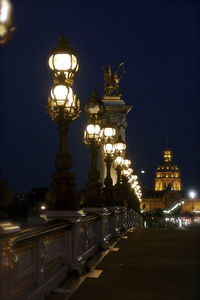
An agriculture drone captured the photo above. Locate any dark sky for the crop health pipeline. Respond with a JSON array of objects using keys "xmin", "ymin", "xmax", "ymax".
[{"xmin": 0, "ymin": 0, "xmax": 199, "ymax": 196}]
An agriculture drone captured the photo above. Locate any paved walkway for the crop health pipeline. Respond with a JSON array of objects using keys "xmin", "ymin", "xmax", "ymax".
[{"xmin": 50, "ymin": 227, "xmax": 200, "ymax": 300}]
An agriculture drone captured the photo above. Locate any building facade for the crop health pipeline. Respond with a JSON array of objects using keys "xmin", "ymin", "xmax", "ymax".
[
  {"xmin": 142, "ymin": 147, "xmax": 182, "ymax": 211},
  {"xmin": 154, "ymin": 149, "xmax": 181, "ymax": 191},
  {"xmin": 141, "ymin": 147, "xmax": 200, "ymax": 214}
]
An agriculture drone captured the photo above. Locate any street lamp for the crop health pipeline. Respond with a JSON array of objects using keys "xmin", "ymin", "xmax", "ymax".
[
  {"xmin": 101, "ymin": 122, "xmax": 116, "ymax": 142},
  {"xmin": 114, "ymin": 135, "xmax": 126, "ymax": 186},
  {"xmin": 123, "ymin": 158, "xmax": 131, "ymax": 169},
  {"xmin": 114, "ymin": 135, "xmax": 126, "ymax": 155},
  {"xmin": 102, "ymin": 122, "xmax": 116, "ymax": 206},
  {"xmin": 114, "ymin": 156, "xmax": 124, "ymax": 185},
  {"xmin": 84, "ymin": 91, "xmax": 104, "ymax": 207},
  {"xmin": 188, "ymin": 190, "xmax": 196, "ymax": 213},
  {"xmin": 103, "ymin": 141, "xmax": 115, "ymax": 188},
  {"xmin": 46, "ymin": 37, "xmax": 80, "ymax": 211},
  {"xmin": 48, "ymin": 36, "xmax": 79, "ymax": 85},
  {"xmin": 189, "ymin": 190, "xmax": 196, "ymax": 200},
  {"xmin": 0, "ymin": 0, "xmax": 15, "ymax": 45},
  {"xmin": 113, "ymin": 155, "xmax": 125, "ymax": 206}
]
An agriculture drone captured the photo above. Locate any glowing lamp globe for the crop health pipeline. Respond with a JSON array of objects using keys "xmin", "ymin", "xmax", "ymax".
[
  {"xmin": 122, "ymin": 169, "xmax": 129, "ymax": 177},
  {"xmin": 102, "ymin": 126, "xmax": 116, "ymax": 140},
  {"xmin": 103, "ymin": 142, "xmax": 115, "ymax": 155},
  {"xmin": 123, "ymin": 159, "xmax": 131, "ymax": 168},
  {"xmin": 51, "ymin": 84, "xmax": 76, "ymax": 106},
  {"xmin": 50, "ymin": 84, "xmax": 80, "ymax": 119},
  {"xmin": 128, "ymin": 168, "xmax": 133, "ymax": 175},
  {"xmin": 84, "ymin": 124, "xmax": 101, "ymax": 142},
  {"xmin": 48, "ymin": 36, "xmax": 79, "ymax": 81},
  {"xmin": 86, "ymin": 124, "xmax": 101, "ymax": 135},
  {"xmin": 114, "ymin": 156, "xmax": 124, "ymax": 166},
  {"xmin": 51, "ymin": 85, "xmax": 69, "ymax": 106},
  {"xmin": 114, "ymin": 135, "xmax": 126, "ymax": 154}
]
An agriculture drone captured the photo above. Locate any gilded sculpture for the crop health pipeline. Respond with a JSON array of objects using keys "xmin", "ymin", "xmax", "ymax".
[{"xmin": 102, "ymin": 62, "xmax": 125, "ymax": 96}]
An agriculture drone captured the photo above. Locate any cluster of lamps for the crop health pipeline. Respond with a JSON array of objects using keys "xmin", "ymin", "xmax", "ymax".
[
  {"xmin": 84, "ymin": 95, "xmax": 142, "ymax": 206},
  {"xmin": 47, "ymin": 36, "xmax": 80, "ymax": 122},
  {"xmin": 114, "ymin": 153, "xmax": 142, "ymax": 202},
  {"xmin": 46, "ymin": 36, "xmax": 142, "ymax": 210}
]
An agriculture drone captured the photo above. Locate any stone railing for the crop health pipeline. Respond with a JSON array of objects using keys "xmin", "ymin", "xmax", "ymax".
[{"xmin": 0, "ymin": 208, "xmax": 142, "ymax": 300}]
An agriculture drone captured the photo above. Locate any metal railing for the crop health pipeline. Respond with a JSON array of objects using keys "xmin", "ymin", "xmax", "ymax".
[{"xmin": 0, "ymin": 208, "xmax": 142, "ymax": 300}]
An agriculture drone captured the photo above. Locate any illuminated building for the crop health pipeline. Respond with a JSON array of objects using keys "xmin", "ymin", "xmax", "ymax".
[
  {"xmin": 141, "ymin": 147, "xmax": 182, "ymax": 212},
  {"xmin": 141, "ymin": 148, "xmax": 200, "ymax": 214},
  {"xmin": 155, "ymin": 148, "xmax": 181, "ymax": 191}
]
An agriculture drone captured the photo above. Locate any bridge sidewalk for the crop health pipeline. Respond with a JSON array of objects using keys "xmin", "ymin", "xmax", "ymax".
[{"xmin": 49, "ymin": 227, "xmax": 200, "ymax": 300}]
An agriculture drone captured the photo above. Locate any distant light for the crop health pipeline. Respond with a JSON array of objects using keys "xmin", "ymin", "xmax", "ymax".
[
  {"xmin": 41, "ymin": 205, "xmax": 46, "ymax": 210},
  {"xmin": 188, "ymin": 190, "xmax": 196, "ymax": 199},
  {"xmin": 141, "ymin": 170, "xmax": 146, "ymax": 174}
]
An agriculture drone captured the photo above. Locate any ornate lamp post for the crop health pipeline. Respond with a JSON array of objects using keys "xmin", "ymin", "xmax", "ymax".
[
  {"xmin": 114, "ymin": 156, "xmax": 124, "ymax": 185},
  {"xmin": 46, "ymin": 37, "xmax": 80, "ymax": 211},
  {"xmin": 114, "ymin": 135, "xmax": 126, "ymax": 185},
  {"xmin": 84, "ymin": 91, "xmax": 104, "ymax": 207},
  {"xmin": 103, "ymin": 141, "xmax": 115, "ymax": 188},
  {"xmin": 102, "ymin": 123, "xmax": 116, "ymax": 206},
  {"xmin": 121, "ymin": 161, "xmax": 133, "ymax": 187},
  {"xmin": 0, "ymin": 0, "xmax": 15, "ymax": 45},
  {"xmin": 111, "ymin": 135, "xmax": 126, "ymax": 206},
  {"xmin": 188, "ymin": 190, "xmax": 196, "ymax": 214},
  {"xmin": 119, "ymin": 158, "xmax": 133, "ymax": 207}
]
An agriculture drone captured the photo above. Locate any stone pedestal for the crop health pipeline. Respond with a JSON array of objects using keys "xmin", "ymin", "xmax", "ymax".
[{"xmin": 99, "ymin": 95, "xmax": 132, "ymax": 185}]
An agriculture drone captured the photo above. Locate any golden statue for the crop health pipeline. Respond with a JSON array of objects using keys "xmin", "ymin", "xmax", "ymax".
[{"xmin": 102, "ymin": 62, "xmax": 125, "ymax": 96}]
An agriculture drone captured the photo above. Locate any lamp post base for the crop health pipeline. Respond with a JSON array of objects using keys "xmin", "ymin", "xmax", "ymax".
[{"xmin": 46, "ymin": 167, "xmax": 80, "ymax": 211}]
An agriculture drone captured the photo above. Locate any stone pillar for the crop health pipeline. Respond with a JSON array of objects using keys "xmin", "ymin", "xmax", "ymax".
[{"xmin": 99, "ymin": 95, "xmax": 132, "ymax": 185}]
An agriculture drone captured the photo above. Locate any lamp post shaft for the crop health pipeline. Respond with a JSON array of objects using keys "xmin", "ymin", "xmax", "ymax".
[
  {"xmin": 85, "ymin": 143, "xmax": 103, "ymax": 207},
  {"xmin": 104, "ymin": 156, "xmax": 113, "ymax": 187},
  {"xmin": 116, "ymin": 166, "xmax": 121, "ymax": 185},
  {"xmin": 47, "ymin": 118, "xmax": 79, "ymax": 210},
  {"xmin": 58, "ymin": 121, "xmax": 68, "ymax": 154},
  {"xmin": 88, "ymin": 144, "xmax": 100, "ymax": 181},
  {"xmin": 54, "ymin": 119, "xmax": 72, "ymax": 171},
  {"xmin": 103, "ymin": 156, "xmax": 116, "ymax": 206}
]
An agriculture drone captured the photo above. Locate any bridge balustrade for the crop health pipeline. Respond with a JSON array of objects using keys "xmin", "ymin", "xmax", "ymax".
[{"xmin": 0, "ymin": 209, "xmax": 142, "ymax": 300}]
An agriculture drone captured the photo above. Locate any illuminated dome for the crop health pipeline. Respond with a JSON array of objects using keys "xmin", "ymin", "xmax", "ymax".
[{"xmin": 155, "ymin": 148, "xmax": 181, "ymax": 191}]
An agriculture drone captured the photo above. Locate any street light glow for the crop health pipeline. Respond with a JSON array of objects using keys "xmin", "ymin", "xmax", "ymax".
[
  {"xmin": 86, "ymin": 124, "xmax": 101, "ymax": 135},
  {"xmin": 103, "ymin": 142, "xmax": 114, "ymax": 155},
  {"xmin": 49, "ymin": 53, "xmax": 78, "ymax": 72},
  {"xmin": 188, "ymin": 190, "xmax": 196, "ymax": 199},
  {"xmin": 103, "ymin": 127, "xmax": 116, "ymax": 138}
]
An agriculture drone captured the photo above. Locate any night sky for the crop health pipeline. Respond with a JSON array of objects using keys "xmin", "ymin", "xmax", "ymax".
[{"xmin": 0, "ymin": 0, "xmax": 199, "ymax": 196}]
